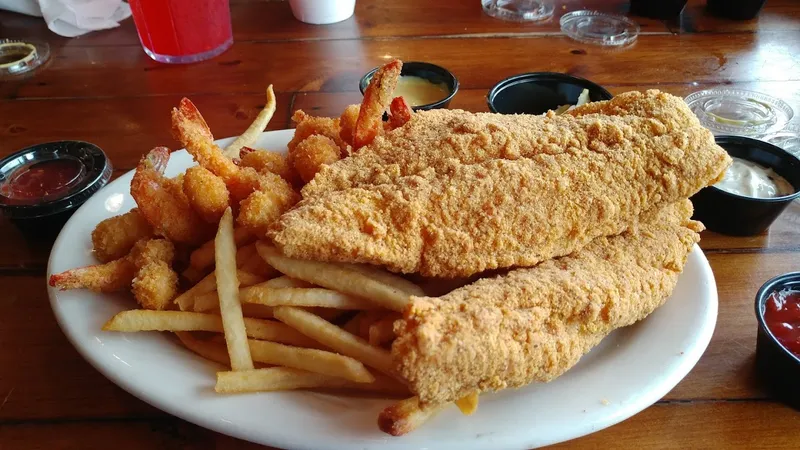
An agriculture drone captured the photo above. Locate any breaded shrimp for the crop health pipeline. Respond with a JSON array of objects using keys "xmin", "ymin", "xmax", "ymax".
[
  {"xmin": 132, "ymin": 261, "xmax": 179, "ymax": 310},
  {"xmin": 236, "ymin": 171, "xmax": 300, "ymax": 236},
  {"xmin": 339, "ymin": 104, "xmax": 360, "ymax": 148},
  {"xmin": 288, "ymin": 110, "xmax": 347, "ymax": 154},
  {"xmin": 49, "ymin": 258, "xmax": 136, "ymax": 293},
  {"xmin": 354, "ymin": 59, "xmax": 402, "ymax": 150},
  {"xmin": 172, "ymin": 98, "xmax": 282, "ymax": 203},
  {"xmin": 183, "ymin": 165, "xmax": 230, "ymax": 223},
  {"xmin": 128, "ymin": 238, "xmax": 178, "ymax": 310},
  {"xmin": 290, "ymin": 135, "xmax": 342, "ymax": 183},
  {"xmin": 129, "ymin": 238, "xmax": 175, "ymax": 268},
  {"xmin": 239, "ymin": 147, "xmax": 301, "ymax": 186},
  {"xmin": 91, "ymin": 208, "xmax": 153, "ymax": 262},
  {"xmin": 130, "ymin": 147, "xmax": 213, "ymax": 246}
]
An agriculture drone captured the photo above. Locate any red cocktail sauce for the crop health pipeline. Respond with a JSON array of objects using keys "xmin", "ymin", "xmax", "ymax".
[
  {"xmin": 764, "ymin": 289, "xmax": 800, "ymax": 358},
  {"xmin": 0, "ymin": 159, "xmax": 83, "ymax": 201}
]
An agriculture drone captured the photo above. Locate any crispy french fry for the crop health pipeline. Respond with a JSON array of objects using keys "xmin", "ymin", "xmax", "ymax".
[
  {"xmin": 345, "ymin": 264, "xmax": 424, "ymax": 297},
  {"xmin": 103, "ymin": 310, "xmax": 315, "ymax": 344},
  {"xmin": 223, "ymin": 85, "xmax": 277, "ymax": 158},
  {"xmin": 454, "ymin": 392, "xmax": 479, "ymax": 416},
  {"xmin": 262, "ymin": 275, "xmax": 313, "ymax": 289},
  {"xmin": 194, "ymin": 286, "xmax": 377, "ymax": 312},
  {"xmin": 215, "ymin": 208, "xmax": 253, "ymax": 371},
  {"xmin": 368, "ymin": 317, "xmax": 397, "ymax": 347},
  {"xmin": 189, "ymin": 227, "xmax": 253, "ymax": 271},
  {"xmin": 216, "ymin": 367, "xmax": 404, "ymax": 394},
  {"xmin": 175, "ymin": 331, "xmax": 230, "ymax": 367},
  {"xmin": 273, "ymin": 306, "xmax": 393, "ymax": 375},
  {"xmin": 358, "ymin": 310, "xmax": 385, "ymax": 340},
  {"xmin": 176, "ymin": 270, "xmax": 264, "ymax": 311},
  {"xmin": 247, "ymin": 339, "xmax": 373, "ymax": 383},
  {"xmin": 377, "ymin": 396, "xmax": 447, "ymax": 436},
  {"xmin": 257, "ymin": 243, "xmax": 411, "ymax": 311}
]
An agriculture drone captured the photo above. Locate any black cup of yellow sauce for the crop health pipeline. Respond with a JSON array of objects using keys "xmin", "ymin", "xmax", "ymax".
[
  {"xmin": 487, "ymin": 72, "xmax": 613, "ymax": 115},
  {"xmin": 754, "ymin": 272, "xmax": 800, "ymax": 409},
  {"xmin": 690, "ymin": 135, "xmax": 800, "ymax": 236},
  {"xmin": 359, "ymin": 61, "xmax": 459, "ymax": 112},
  {"xmin": 0, "ymin": 141, "xmax": 112, "ymax": 239}
]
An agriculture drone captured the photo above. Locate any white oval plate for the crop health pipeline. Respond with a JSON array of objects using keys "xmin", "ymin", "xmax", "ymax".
[{"xmin": 48, "ymin": 130, "xmax": 718, "ymax": 450}]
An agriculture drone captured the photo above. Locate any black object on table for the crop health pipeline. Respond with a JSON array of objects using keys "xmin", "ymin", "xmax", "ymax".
[
  {"xmin": 629, "ymin": 0, "xmax": 687, "ymax": 19},
  {"xmin": 706, "ymin": 0, "xmax": 767, "ymax": 20}
]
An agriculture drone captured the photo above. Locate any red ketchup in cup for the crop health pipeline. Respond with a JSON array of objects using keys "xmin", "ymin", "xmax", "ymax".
[{"xmin": 763, "ymin": 289, "xmax": 800, "ymax": 358}]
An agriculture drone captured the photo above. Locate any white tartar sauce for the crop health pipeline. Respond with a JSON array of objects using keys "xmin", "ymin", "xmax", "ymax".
[{"xmin": 714, "ymin": 157, "xmax": 794, "ymax": 198}]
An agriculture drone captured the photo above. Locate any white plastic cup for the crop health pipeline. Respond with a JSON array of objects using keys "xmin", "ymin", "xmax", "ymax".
[{"xmin": 289, "ymin": 0, "xmax": 355, "ymax": 25}]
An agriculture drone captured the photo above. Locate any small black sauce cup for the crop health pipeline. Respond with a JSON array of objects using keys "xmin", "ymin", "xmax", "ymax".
[
  {"xmin": 487, "ymin": 72, "xmax": 613, "ymax": 115},
  {"xmin": 707, "ymin": 0, "xmax": 767, "ymax": 20},
  {"xmin": 754, "ymin": 272, "xmax": 800, "ymax": 409},
  {"xmin": 359, "ymin": 61, "xmax": 458, "ymax": 112},
  {"xmin": 690, "ymin": 135, "xmax": 800, "ymax": 236},
  {"xmin": 0, "ymin": 141, "xmax": 112, "ymax": 241}
]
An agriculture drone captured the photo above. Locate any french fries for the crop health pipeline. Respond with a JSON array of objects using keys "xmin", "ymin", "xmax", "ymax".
[
  {"xmin": 175, "ymin": 270, "xmax": 264, "ymax": 311},
  {"xmin": 273, "ymin": 306, "xmax": 394, "ymax": 375},
  {"xmin": 223, "ymin": 85, "xmax": 277, "ymax": 158},
  {"xmin": 189, "ymin": 227, "xmax": 253, "ymax": 272},
  {"xmin": 257, "ymin": 243, "xmax": 414, "ymax": 311},
  {"xmin": 103, "ymin": 310, "xmax": 316, "ymax": 347},
  {"xmin": 215, "ymin": 208, "xmax": 253, "ymax": 371},
  {"xmin": 175, "ymin": 331, "xmax": 230, "ymax": 366},
  {"xmin": 216, "ymin": 367, "xmax": 408, "ymax": 395},
  {"xmin": 248, "ymin": 339, "xmax": 373, "ymax": 382},
  {"xmin": 377, "ymin": 396, "xmax": 447, "ymax": 436}
]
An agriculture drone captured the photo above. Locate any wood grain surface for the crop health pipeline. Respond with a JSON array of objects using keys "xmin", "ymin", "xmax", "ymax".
[{"xmin": 1, "ymin": 0, "xmax": 799, "ymax": 448}]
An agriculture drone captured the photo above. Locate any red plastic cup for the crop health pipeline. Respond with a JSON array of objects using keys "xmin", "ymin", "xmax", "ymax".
[{"xmin": 128, "ymin": 0, "xmax": 233, "ymax": 64}]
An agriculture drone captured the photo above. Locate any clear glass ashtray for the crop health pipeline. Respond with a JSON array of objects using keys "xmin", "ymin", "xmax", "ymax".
[
  {"xmin": 762, "ymin": 125, "xmax": 800, "ymax": 161},
  {"xmin": 685, "ymin": 89, "xmax": 794, "ymax": 136},
  {"xmin": 560, "ymin": 11, "xmax": 640, "ymax": 47}
]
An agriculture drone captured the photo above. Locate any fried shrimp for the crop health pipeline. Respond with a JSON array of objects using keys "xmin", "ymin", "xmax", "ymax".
[
  {"xmin": 236, "ymin": 171, "xmax": 300, "ymax": 236},
  {"xmin": 130, "ymin": 147, "xmax": 213, "ymax": 246},
  {"xmin": 239, "ymin": 147, "xmax": 301, "ymax": 186},
  {"xmin": 91, "ymin": 208, "xmax": 153, "ymax": 262},
  {"xmin": 49, "ymin": 258, "xmax": 136, "ymax": 293},
  {"xmin": 132, "ymin": 261, "xmax": 178, "ymax": 310},
  {"xmin": 290, "ymin": 135, "xmax": 342, "ymax": 183},
  {"xmin": 129, "ymin": 238, "xmax": 179, "ymax": 310},
  {"xmin": 288, "ymin": 110, "xmax": 347, "ymax": 154},
  {"xmin": 172, "ymin": 98, "xmax": 283, "ymax": 203},
  {"xmin": 183, "ymin": 165, "xmax": 230, "ymax": 223},
  {"xmin": 354, "ymin": 59, "xmax": 402, "ymax": 150},
  {"xmin": 339, "ymin": 104, "xmax": 360, "ymax": 148}
]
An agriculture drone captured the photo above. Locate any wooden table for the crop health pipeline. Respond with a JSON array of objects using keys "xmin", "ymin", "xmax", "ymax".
[{"xmin": 1, "ymin": 0, "xmax": 799, "ymax": 448}]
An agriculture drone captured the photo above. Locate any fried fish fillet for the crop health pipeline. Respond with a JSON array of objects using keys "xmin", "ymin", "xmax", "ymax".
[
  {"xmin": 393, "ymin": 200, "xmax": 702, "ymax": 406},
  {"xmin": 271, "ymin": 91, "xmax": 729, "ymax": 277}
]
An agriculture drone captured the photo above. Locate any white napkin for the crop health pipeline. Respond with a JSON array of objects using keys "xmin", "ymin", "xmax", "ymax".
[{"xmin": 0, "ymin": 0, "xmax": 132, "ymax": 37}]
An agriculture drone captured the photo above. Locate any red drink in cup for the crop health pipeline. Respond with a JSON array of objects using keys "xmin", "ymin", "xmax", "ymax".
[{"xmin": 129, "ymin": 0, "xmax": 233, "ymax": 64}]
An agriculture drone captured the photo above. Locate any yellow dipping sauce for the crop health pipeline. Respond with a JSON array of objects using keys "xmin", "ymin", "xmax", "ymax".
[{"xmin": 394, "ymin": 76, "xmax": 450, "ymax": 107}]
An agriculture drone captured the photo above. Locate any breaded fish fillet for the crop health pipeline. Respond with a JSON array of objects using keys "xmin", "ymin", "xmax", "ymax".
[
  {"xmin": 393, "ymin": 200, "xmax": 702, "ymax": 406},
  {"xmin": 271, "ymin": 91, "xmax": 729, "ymax": 277},
  {"xmin": 301, "ymin": 90, "xmax": 710, "ymax": 197}
]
